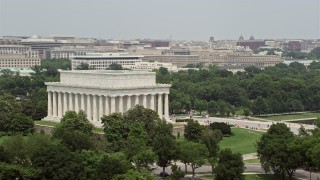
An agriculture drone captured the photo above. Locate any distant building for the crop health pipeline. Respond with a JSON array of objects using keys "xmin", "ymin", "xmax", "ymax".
[
  {"xmin": 213, "ymin": 55, "xmax": 283, "ymax": 73},
  {"xmin": 0, "ymin": 45, "xmax": 41, "ymax": 69},
  {"xmin": 71, "ymin": 53, "xmax": 143, "ymax": 70},
  {"xmin": 236, "ymin": 40, "xmax": 265, "ymax": 51},
  {"xmin": 287, "ymin": 41, "xmax": 302, "ymax": 52},
  {"xmin": 142, "ymin": 55, "xmax": 200, "ymax": 68},
  {"xmin": 123, "ymin": 61, "xmax": 178, "ymax": 72},
  {"xmin": 45, "ymin": 46, "xmax": 117, "ymax": 59},
  {"xmin": 140, "ymin": 40, "xmax": 170, "ymax": 48}
]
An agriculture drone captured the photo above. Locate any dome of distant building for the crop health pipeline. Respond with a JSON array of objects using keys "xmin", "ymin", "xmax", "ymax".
[
  {"xmin": 239, "ymin": 35, "xmax": 244, "ymax": 41},
  {"xmin": 249, "ymin": 35, "xmax": 255, "ymax": 40}
]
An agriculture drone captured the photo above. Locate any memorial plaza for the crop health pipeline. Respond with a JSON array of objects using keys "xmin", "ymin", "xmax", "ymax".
[{"xmin": 44, "ymin": 70, "xmax": 171, "ymax": 126}]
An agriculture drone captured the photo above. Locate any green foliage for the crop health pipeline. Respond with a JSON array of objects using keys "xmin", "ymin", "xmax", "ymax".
[
  {"xmin": 41, "ymin": 58, "xmax": 71, "ymax": 70},
  {"xmin": 59, "ymin": 110, "xmax": 94, "ymax": 134},
  {"xmin": 215, "ymin": 149, "xmax": 245, "ymax": 180},
  {"xmin": 96, "ymin": 153, "xmax": 133, "ymax": 180},
  {"xmin": 108, "ymin": 63, "xmax": 124, "ymax": 70},
  {"xmin": 184, "ymin": 119, "xmax": 203, "ymax": 142},
  {"xmin": 152, "ymin": 120, "xmax": 177, "ymax": 173},
  {"xmin": 257, "ymin": 123, "xmax": 300, "ymax": 179},
  {"xmin": 32, "ymin": 143, "xmax": 86, "ymax": 180},
  {"xmin": 243, "ymin": 108, "xmax": 250, "ymax": 117},
  {"xmin": 170, "ymin": 164, "xmax": 185, "ymax": 180},
  {"xmin": 178, "ymin": 141, "xmax": 208, "ymax": 177},
  {"xmin": 112, "ymin": 169, "xmax": 156, "ymax": 180},
  {"xmin": 9, "ymin": 113, "xmax": 35, "ymax": 135},
  {"xmin": 76, "ymin": 62, "xmax": 91, "ymax": 70},
  {"xmin": 209, "ymin": 122, "xmax": 231, "ymax": 135},
  {"xmin": 0, "ymin": 162, "xmax": 41, "ymax": 180}
]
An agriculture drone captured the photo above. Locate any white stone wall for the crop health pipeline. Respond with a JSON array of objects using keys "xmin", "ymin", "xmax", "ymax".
[{"xmin": 60, "ymin": 70, "xmax": 156, "ymax": 88}]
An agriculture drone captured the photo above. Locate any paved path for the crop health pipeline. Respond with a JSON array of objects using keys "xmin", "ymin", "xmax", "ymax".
[
  {"xmin": 194, "ymin": 116, "xmax": 316, "ymax": 135},
  {"xmin": 154, "ymin": 163, "xmax": 320, "ymax": 180}
]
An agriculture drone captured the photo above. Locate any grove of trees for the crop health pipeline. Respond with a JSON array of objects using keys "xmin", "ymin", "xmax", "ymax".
[{"xmin": 156, "ymin": 60, "xmax": 320, "ymax": 117}]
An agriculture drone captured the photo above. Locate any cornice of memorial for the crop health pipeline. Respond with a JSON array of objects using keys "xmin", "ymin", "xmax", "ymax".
[{"xmin": 45, "ymin": 82, "xmax": 171, "ymax": 89}]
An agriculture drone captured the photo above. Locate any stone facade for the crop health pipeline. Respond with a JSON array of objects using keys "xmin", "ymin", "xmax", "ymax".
[{"xmin": 44, "ymin": 70, "xmax": 171, "ymax": 127}]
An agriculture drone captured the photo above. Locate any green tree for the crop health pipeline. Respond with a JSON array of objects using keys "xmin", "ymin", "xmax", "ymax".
[
  {"xmin": 184, "ymin": 119, "xmax": 203, "ymax": 142},
  {"xmin": 108, "ymin": 63, "xmax": 123, "ymax": 70},
  {"xmin": 76, "ymin": 63, "xmax": 91, "ymax": 70},
  {"xmin": 170, "ymin": 164, "xmax": 185, "ymax": 180},
  {"xmin": 194, "ymin": 99, "xmax": 208, "ymax": 115},
  {"xmin": 257, "ymin": 123, "xmax": 301, "ymax": 180},
  {"xmin": 9, "ymin": 113, "xmax": 34, "ymax": 135},
  {"xmin": 243, "ymin": 108, "xmax": 250, "ymax": 118},
  {"xmin": 31, "ymin": 143, "xmax": 86, "ymax": 180},
  {"xmin": 152, "ymin": 121, "xmax": 177, "ymax": 175},
  {"xmin": 178, "ymin": 140, "xmax": 209, "ymax": 177},
  {"xmin": 215, "ymin": 149, "xmax": 245, "ymax": 180},
  {"xmin": 0, "ymin": 163, "xmax": 41, "ymax": 180},
  {"xmin": 96, "ymin": 153, "xmax": 132, "ymax": 180}
]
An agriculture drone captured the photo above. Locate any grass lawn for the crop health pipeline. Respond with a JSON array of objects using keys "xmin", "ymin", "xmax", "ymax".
[
  {"xmin": 219, "ymin": 128, "xmax": 264, "ymax": 154},
  {"xmin": 260, "ymin": 112, "xmax": 320, "ymax": 121},
  {"xmin": 244, "ymin": 158, "xmax": 260, "ymax": 164}
]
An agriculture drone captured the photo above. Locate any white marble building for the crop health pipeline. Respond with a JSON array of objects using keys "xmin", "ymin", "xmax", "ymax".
[{"xmin": 44, "ymin": 70, "xmax": 171, "ymax": 126}]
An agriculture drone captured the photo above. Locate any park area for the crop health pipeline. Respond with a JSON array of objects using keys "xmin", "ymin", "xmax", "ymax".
[
  {"xmin": 219, "ymin": 128, "xmax": 264, "ymax": 154},
  {"xmin": 259, "ymin": 112, "xmax": 320, "ymax": 121}
]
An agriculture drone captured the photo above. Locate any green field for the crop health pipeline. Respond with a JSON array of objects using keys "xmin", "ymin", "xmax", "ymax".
[
  {"xmin": 219, "ymin": 128, "xmax": 264, "ymax": 154},
  {"xmin": 261, "ymin": 112, "xmax": 320, "ymax": 121}
]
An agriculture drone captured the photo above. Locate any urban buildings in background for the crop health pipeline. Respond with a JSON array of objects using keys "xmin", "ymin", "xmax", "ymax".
[
  {"xmin": 0, "ymin": 45, "xmax": 41, "ymax": 70},
  {"xmin": 1, "ymin": 34, "xmax": 320, "ymax": 73}
]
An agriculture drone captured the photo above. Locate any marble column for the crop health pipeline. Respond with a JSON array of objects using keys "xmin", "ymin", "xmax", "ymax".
[
  {"xmin": 93, "ymin": 95, "xmax": 98, "ymax": 122},
  {"xmin": 110, "ymin": 96, "xmax": 116, "ymax": 113},
  {"xmin": 87, "ymin": 94, "xmax": 92, "ymax": 120},
  {"xmin": 150, "ymin": 94, "xmax": 155, "ymax": 111},
  {"xmin": 47, "ymin": 91, "xmax": 52, "ymax": 117},
  {"xmin": 63, "ymin": 92, "xmax": 68, "ymax": 114},
  {"xmin": 127, "ymin": 95, "xmax": 131, "ymax": 111},
  {"xmin": 142, "ymin": 94, "xmax": 147, "ymax": 108},
  {"xmin": 99, "ymin": 95, "xmax": 103, "ymax": 119},
  {"xmin": 119, "ymin": 96, "xmax": 123, "ymax": 113},
  {"xmin": 105, "ymin": 96, "xmax": 109, "ymax": 115},
  {"xmin": 75, "ymin": 93, "xmax": 79, "ymax": 112},
  {"xmin": 68, "ymin": 93, "xmax": 73, "ymax": 111},
  {"xmin": 80, "ymin": 94, "xmax": 85, "ymax": 110},
  {"xmin": 157, "ymin": 94, "xmax": 163, "ymax": 118},
  {"xmin": 58, "ymin": 92, "xmax": 62, "ymax": 117},
  {"xmin": 135, "ymin": 95, "xmax": 139, "ymax": 105},
  {"xmin": 52, "ymin": 92, "xmax": 57, "ymax": 117},
  {"xmin": 164, "ymin": 93, "xmax": 169, "ymax": 120}
]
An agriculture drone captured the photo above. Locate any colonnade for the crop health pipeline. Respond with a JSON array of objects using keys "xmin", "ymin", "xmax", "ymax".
[{"xmin": 47, "ymin": 91, "xmax": 169, "ymax": 122}]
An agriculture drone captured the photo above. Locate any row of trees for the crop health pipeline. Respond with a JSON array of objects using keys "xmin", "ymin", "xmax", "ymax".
[
  {"xmin": 257, "ymin": 122, "xmax": 320, "ymax": 180},
  {"xmin": 156, "ymin": 60, "xmax": 320, "ymax": 117},
  {"xmin": 0, "ymin": 105, "xmax": 245, "ymax": 179}
]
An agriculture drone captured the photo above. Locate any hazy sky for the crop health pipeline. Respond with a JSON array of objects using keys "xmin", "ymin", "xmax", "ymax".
[{"xmin": 0, "ymin": 0, "xmax": 319, "ymax": 41}]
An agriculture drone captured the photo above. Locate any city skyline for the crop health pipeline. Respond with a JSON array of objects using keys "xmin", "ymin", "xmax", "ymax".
[{"xmin": 0, "ymin": 0, "xmax": 319, "ymax": 41}]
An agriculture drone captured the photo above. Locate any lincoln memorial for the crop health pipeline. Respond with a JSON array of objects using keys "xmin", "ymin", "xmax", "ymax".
[{"xmin": 44, "ymin": 70, "xmax": 171, "ymax": 126}]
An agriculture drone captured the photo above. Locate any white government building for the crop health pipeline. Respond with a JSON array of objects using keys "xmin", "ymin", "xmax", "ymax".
[
  {"xmin": 44, "ymin": 70, "xmax": 171, "ymax": 126},
  {"xmin": 71, "ymin": 53, "xmax": 143, "ymax": 70}
]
